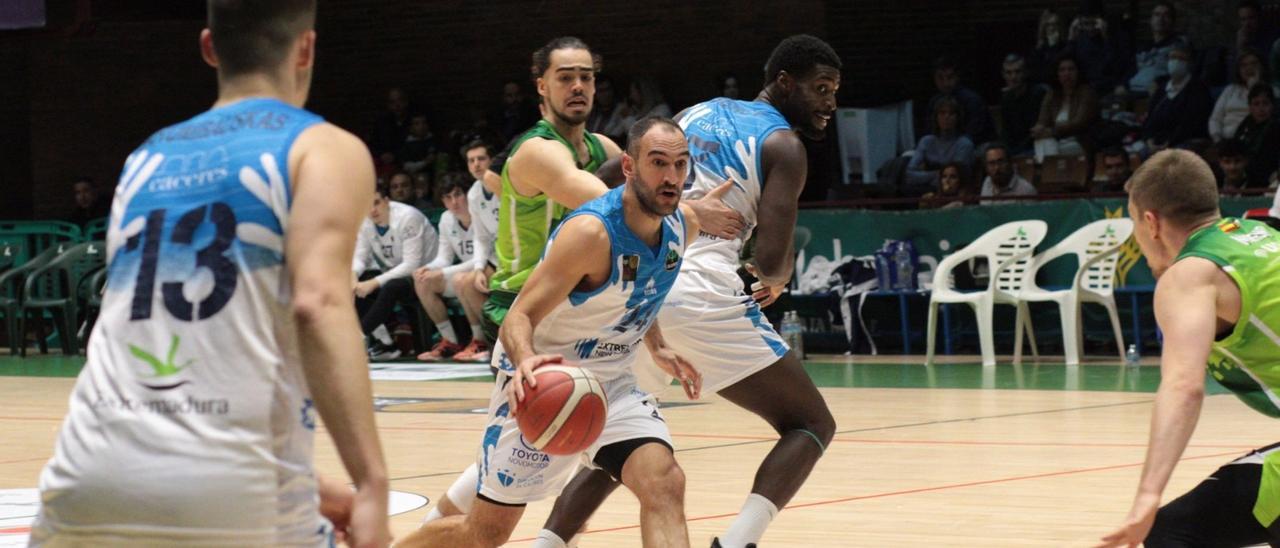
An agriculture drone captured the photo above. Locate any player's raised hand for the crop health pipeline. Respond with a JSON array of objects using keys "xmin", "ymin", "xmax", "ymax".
[
  {"xmin": 345, "ymin": 481, "xmax": 391, "ymax": 548},
  {"xmin": 505, "ymin": 354, "xmax": 562, "ymax": 416},
  {"xmin": 1095, "ymin": 493, "xmax": 1159, "ymax": 548},
  {"xmin": 650, "ymin": 347, "xmax": 701, "ymax": 400},
  {"xmin": 746, "ymin": 263, "xmax": 785, "ymax": 308},
  {"xmin": 688, "ymin": 179, "xmax": 745, "ymax": 239}
]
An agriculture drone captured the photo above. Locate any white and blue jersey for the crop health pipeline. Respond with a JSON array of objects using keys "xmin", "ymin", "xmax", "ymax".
[
  {"xmin": 495, "ymin": 186, "xmax": 688, "ymax": 384},
  {"xmin": 678, "ymin": 98, "xmax": 790, "ymax": 275},
  {"xmin": 35, "ymin": 98, "xmax": 331, "ymax": 545},
  {"xmin": 634, "ymin": 99, "xmax": 793, "ymax": 397},
  {"xmin": 477, "ymin": 187, "xmax": 685, "ymax": 504}
]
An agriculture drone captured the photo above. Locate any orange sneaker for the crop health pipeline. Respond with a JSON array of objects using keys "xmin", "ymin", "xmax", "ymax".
[
  {"xmin": 416, "ymin": 339, "xmax": 464, "ymax": 361},
  {"xmin": 453, "ymin": 340, "xmax": 491, "ymax": 363}
]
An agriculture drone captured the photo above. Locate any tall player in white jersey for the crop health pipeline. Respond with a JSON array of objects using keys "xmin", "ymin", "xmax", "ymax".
[
  {"xmin": 31, "ymin": 1, "xmax": 391, "ymax": 546},
  {"xmin": 399, "ymin": 118, "xmax": 703, "ymax": 547},
  {"xmin": 534, "ymin": 35, "xmax": 842, "ymax": 548}
]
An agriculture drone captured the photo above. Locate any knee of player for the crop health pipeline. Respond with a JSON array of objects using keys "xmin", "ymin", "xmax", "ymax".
[
  {"xmin": 630, "ymin": 460, "xmax": 686, "ymax": 506},
  {"xmin": 810, "ymin": 407, "xmax": 836, "ymax": 446},
  {"xmin": 464, "ymin": 515, "xmax": 516, "ymax": 547}
]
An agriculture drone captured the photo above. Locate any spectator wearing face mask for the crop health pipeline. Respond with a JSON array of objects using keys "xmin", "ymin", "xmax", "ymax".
[
  {"xmin": 1123, "ymin": 2, "xmax": 1189, "ymax": 97},
  {"xmin": 1140, "ymin": 44, "xmax": 1212, "ymax": 152}
]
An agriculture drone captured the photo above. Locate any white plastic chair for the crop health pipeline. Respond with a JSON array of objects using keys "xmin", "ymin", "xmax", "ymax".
[
  {"xmin": 1015, "ymin": 218, "xmax": 1134, "ymax": 365},
  {"xmin": 925, "ymin": 220, "xmax": 1048, "ymax": 366}
]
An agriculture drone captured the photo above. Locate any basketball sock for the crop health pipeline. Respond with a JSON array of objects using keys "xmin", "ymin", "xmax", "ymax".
[
  {"xmin": 436, "ymin": 321, "xmax": 458, "ymax": 344},
  {"xmin": 446, "ymin": 464, "xmax": 479, "ymax": 513},
  {"xmin": 470, "ymin": 324, "xmax": 487, "ymax": 343},
  {"xmin": 423, "ymin": 507, "xmax": 444, "ymax": 522},
  {"xmin": 532, "ymin": 529, "xmax": 568, "ymax": 548},
  {"xmin": 372, "ymin": 324, "xmax": 394, "ymax": 346},
  {"xmin": 720, "ymin": 493, "xmax": 778, "ymax": 548}
]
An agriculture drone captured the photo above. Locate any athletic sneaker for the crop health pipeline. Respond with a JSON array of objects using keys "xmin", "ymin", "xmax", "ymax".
[
  {"xmin": 416, "ymin": 339, "xmax": 464, "ymax": 361},
  {"xmin": 453, "ymin": 340, "xmax": 490, "ymax": 362},
  {"xmin": 711, "ymin": 539, "xmax": 756, "ymax": 548},
  {"xmin": 367, "ymin": 340, "xmax": 401, "ymax": 362}
]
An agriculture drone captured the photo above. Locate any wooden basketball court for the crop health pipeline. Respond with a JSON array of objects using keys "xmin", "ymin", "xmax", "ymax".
[{"xmin": 0, "ymin": 354, "xmax": 1266, "ymax": 546}]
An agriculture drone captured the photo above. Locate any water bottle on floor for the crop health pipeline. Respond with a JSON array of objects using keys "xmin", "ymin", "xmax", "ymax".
[
  {"xmin": 1124, "ymin": 343, "xmax": 1140, "ymax": 368},
  {"xmin": 781, "ymin": 311, "xmax": 806, "ymax": 359}
]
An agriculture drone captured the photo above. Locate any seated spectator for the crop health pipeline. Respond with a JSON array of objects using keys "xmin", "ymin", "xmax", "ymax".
[
  {"xmin": 352, "ymin": 185, "xmax": 438, "ymax": 360},
  {"xmin": 398, "ymin": 113, "xmax": 439, "ymax": 176},
  {"xmin": 586, "ymin": 74, "xmax": 621, "ymax": 139},
  {"xmin": 1210, "ymin": 49, "xmax": 1271, "ymax": 143},
  {"xmin": 611, "ymin": 76, "xmax": 673, "ymax": 143},
  {"xmin": 1030, "ymin": 10, "xmax": 1068, "ymax": 86},
  {"xmin": 1064, "ymin": 3, "xmax": 1132, "ymax": 94},
  {"xmin": 919, "ymin": 163, "xmax": 969, "ymax": 209},
  {"xmin": 411, "ymin": 172, "xmax": 434, "ymax": 210},
  {"xmin": 1124, "ymin": 2, "xmax": 1188, "ymax": 97},
  {"xmin": 980, "ymin": 142, "xmax": 1037, "ymax": 202},
  {"xmin": 718, "ymin": 72, "xmax": 742, "ymax": 100},
  {"xmin": 1032, "ymin": 53, "xmax": 1099, "ymax": 160},
  {"xmin": 1000, "ymin": 53, "xmax": 1047, "ymax": 156},
  {"xmin": 412, "ymin": 174, "xmax": 489, "ymax": 362},
  {"xmin": 1232, "ymin": 84, "xmax": 1280, "ymax": 188},
  {"xmin": 1139, "ymin": 44, "xmax": 1212, "ymax": 151},
  {"xmin": 67, "ymin": 176, "xmax": 108, "ymax": 228},
  {"xmin": 905, "ymin": 97, "xmax": 974, "ymax": 192},
  {"xmin": 1216, "ymin": 138, "xmax": 1252, "ymax": 190},
  {"xmin": 1093, "ymin": 147, "xmax": 1131, "ymax": 192},
  {"xmin": 1236, "ymin": 1, "xmax": 1279, "ymax": 75},
  {"xmin": 370, "ymin": 86, "xmax": 410, "ymax": 157},
  {"xmin": 926, "ymin": 56, "xmax": 993, "ymax": 142},
  {"xmin": 492, "ymin": 81, "xmax": 540, "ymax": 145},
  {"xmin": 387, "ymin": 171, "xmax": 415, "ymax": 205}
]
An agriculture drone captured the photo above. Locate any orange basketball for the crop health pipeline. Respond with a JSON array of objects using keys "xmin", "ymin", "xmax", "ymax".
[{"xmin": 516, "ymin": 364, "xmax": 608, "ymax": 455}]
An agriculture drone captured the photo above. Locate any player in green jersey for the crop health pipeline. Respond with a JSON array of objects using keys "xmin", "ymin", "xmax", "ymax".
[{"xmin": 1099, "ymin": 149, "xmax": 1280, "ymax": 547}]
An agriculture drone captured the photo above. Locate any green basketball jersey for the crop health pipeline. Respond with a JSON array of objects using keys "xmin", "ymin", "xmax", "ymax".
[
  {"xmin": 1176, "ymin": 217, "xmax": 1280, "ymax": 417},
  {"xmin": 490, "ymin": 119, "xmax": 608, "ymax": 293}
]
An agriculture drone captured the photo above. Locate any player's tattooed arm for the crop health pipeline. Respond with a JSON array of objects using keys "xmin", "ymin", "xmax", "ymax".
[{"xmin": 750, "ymin": 130, "xmax": 808, "ymax": 288}]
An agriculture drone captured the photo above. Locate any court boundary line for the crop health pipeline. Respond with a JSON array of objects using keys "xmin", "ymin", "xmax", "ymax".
[{"xmin": 506, "ymin": 450, "xmax": 1242, "ymax": 543}]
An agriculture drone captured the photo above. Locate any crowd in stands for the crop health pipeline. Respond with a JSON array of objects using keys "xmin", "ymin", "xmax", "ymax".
[
  {"xmin": 907, "ymin": 0, "xmax": 1280, "ymax": 208},
  {"xmin": 49, "ymin": 1, "xmax": 1280, "ymax": 360}
]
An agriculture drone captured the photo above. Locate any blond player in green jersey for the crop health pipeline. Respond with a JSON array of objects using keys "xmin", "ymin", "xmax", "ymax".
[{"xmin": 1099, "ymin": 150, "xmax": 1280, "ymax": 547}]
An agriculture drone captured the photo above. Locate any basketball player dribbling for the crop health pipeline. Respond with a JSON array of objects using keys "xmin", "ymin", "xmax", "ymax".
[
  {"xmin": 534, "ymin": 34, "xmax": 844, "ymax": 548},
  {"xmin": 31, "ymin": 2, "xmax": 391, "ymax": 546},
  {"xmin": 396, "ymin": 117, "xmax": 702, "ymax": 548}
]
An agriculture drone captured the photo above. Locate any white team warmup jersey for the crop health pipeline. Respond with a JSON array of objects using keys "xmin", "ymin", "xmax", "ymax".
[
  {"xmin": 352, "ymin": 200, "xmax": 436, "ymax": 282},
  {"xmin": 424, "ymin": 210, "xmax": 475, "ymax": 269},
  {"xmin": 34, "ymin": 98, "xmax": 333, "ymax": 545},
  {"xmin": 467, "ymin": 179, "xmax": 500, "ymax": 270}
]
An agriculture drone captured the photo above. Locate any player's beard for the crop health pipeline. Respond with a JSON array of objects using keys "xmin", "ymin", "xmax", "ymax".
[
  {"xmin": 549, "ymin": 101, "xmax": 589, "ymax": 126},
  {"xmin": 633, "ymin": 181, "xmax": 679, "ymax": 217}
]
